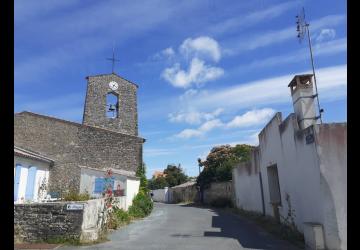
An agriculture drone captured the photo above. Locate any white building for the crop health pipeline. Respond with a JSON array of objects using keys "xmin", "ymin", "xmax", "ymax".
[
  {"xmin": 232, "ymin": 74, "xmax": 347, "ymax": 250},
  {"xmin": 14, "ymin": 146, "xmax": 54, "ymax": 203},
  {"xmin": 79, "ymin": 166, "xmax": 140, "ymax": 210},
  {"xmin": 14, "ymin": 147, "xmax": 140, "ymax": 210}
]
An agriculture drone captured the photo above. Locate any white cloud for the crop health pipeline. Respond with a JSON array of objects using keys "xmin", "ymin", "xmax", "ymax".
[
  {"xmin": 176, "ymin": 129, "xmax": 204, "ymax": 139},
  {"xmin": 163, "ymin": 47, "xmax": 175, "ymax": 56},
  {"xmin": 161, "ymin": 57, "xmax": 224, "ymax": 88},
  {"xmin": 199, "ymin": 119, "xmax": 224, "ymax": 132},
  {"xmin": 168, "ymin": 65, "xmax": 346, "ymax": 141},
  {"xmin": 179, "ymin": 89, "xmax": 199, "ymax": 101},
  {"xmin": 169, "ymin": 112, "xmax": 203, "ymax": 124},
  {"xmin": 175, "ymin": 119, "xmax": 223, "ymax": 139},
  {"xmin": 226, "ymin": 14, "xmax": 345, "ymax": 56},
  {"xmin": 208, "ymin": 1, "xmax": 297, "ymax": 36},
  {"xmin": 160, "ymin": 36, "xmax": 224, "ymax": 88},
  {"xmin": 144, "ymin": 148, "xmax": 176, "ymax": 157},
  {"xmin": 169, "ymin": 108, "xmax": 224, "ymax": 125},
  {"xmin": 226, "ymin": 108, "xmax": 276, "ymax": 128},
  {"xmin": 180, "ymin": 36, "xmax": 221, "ymax": 62},
  {"xmin": 186, "ymin": 64, "xmax": 346, "ymax": 111},
  {"xmin": 174, "ymin": 108, "xmax": 273, "ymax": 139},
  {"xmin": 241, "ymin": 38, "xmax": 346, "ymax": 71},
  {"xmin": 316, "ymin": 28, "xmax": 336, "ymax": 43},
  {"xmin": 152, "ymin": 47, "xmax": 175, "ymax": 60}
]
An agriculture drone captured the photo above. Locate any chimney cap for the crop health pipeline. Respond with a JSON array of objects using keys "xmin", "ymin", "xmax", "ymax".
[{"xmin": 288, "ymin": 74, "xmax": 314, "ymax": 87}]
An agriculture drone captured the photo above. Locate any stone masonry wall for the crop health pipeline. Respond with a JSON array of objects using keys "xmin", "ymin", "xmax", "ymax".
[
  {"xmin": 203, "ymin": 181, "xmax": 234, "ymax": 205},
  {"xmin": 170, "ymin": 185, "xmax": 199, "ymax": 204},
  {"xmin": 14, "ymin": 203, "xmax": 83, "ymax": 243},
  {"xmin": 14, "ymin": 198, "xmax": 113, "ymax": 243},
  {"xmin": 14, "ymin": 112, "xmax": 144, "ymax": 193},
  {"xmin": 83, "ymin": 74, "xmax": 138, "ymax": 136}
]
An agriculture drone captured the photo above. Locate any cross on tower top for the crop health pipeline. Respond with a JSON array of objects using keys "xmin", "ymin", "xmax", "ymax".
[{"xmin": 106, "ymin": 47, "xmax": 120, "ymax": 74}]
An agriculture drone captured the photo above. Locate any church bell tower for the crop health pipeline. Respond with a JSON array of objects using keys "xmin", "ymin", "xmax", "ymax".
[{"xmin": 82, "ymin": 73, "xmax": 139, "ymax": 136}]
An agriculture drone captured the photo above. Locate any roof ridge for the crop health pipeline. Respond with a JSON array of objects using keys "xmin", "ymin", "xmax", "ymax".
[
  {"xmin": 14, "ymin": 146, "xmax": 55, "ymax": 163},
  {"xmin": 86, "ymin": 73, "xmax": 139, "ymax": 88},
  {"xmin": 15, "ymin": 111, "xmax": 145, "ymax": 141}
]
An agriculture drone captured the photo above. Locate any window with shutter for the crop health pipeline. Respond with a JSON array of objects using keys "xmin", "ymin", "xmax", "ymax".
[
  {"xmin": 25, "ymin": 166, "xmax": 37, "ymax": 201},
  {"xmin": 94, "ymin": 178, "xmax": 105, "ymax": 193},
  {"xmin": 14, "ymin": 164, "xmax": 22, "ymax": 202}
]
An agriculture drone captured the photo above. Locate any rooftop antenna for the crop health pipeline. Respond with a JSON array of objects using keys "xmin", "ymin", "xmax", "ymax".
[
  {"xmin": 106, "ymin": 43, "xmax": 120, "ymax": 74},
  {"xmin": 296, "ymin": 7, "xmax": 323, "ymax": 123}
]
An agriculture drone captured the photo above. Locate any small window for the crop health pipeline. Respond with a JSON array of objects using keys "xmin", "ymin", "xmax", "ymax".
[{"xmin": 106, "ymin": 92, "xmax": 119, "ymax": 118}]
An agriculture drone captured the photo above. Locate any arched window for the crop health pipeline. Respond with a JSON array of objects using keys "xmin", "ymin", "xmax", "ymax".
[{"xmin": 106, "ymin": 92, "xmax": 119, "ymax": 118}]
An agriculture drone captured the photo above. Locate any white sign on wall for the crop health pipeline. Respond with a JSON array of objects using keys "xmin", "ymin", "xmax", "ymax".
[{"xmin": 66, "ymin": 204, "xmax": 84, "ymax": 210}]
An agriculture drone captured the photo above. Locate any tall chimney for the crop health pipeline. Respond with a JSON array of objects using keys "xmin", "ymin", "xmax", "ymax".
[{"xmin": 288, "ymin": 74, "xmax": 318, "ymax": 130}]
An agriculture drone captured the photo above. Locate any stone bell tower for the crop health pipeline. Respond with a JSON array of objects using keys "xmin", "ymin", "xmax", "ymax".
[
  {"xmin": 288, "ymin": 74, "xmax": 319, "ymax": 130},
  {"xmin": 82, "ymin": 73, "xmax": 138, "ymax": 136}
]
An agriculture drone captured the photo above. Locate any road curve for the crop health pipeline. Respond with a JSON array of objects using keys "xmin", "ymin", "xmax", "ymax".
[{"xmin": 59, "ymin": 203, "xmax": 302, "ymax": 250}]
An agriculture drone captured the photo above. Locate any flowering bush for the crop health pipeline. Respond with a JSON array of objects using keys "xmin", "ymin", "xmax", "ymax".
[{"xmin": 103, "ymin": 169, "xmax": 114, "ymax": 211}]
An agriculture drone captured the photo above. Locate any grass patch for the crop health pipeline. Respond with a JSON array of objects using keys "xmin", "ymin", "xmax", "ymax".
[
  {"xmin": 62, "ymin": 190, "xmax": 91, "ymax": 201},
  {"xmin": 108, "ymin": 191, "xmax": 154, "ymax": 230},
  {"xmin": 35, "ymin": 236, "xmax": 81, "ymax": 246},
  {"xmin": 226, "ymin": 207, "xmax": 305, "ymax": 249},
  {"xmin": 35, "ymin": 234, "xmax": 109, "ymax": 246}
]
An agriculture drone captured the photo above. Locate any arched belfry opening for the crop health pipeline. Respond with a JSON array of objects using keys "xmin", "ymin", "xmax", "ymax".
[{"xmin": 106, "ymin": 92, "xmax": 119, "ymax": 118}]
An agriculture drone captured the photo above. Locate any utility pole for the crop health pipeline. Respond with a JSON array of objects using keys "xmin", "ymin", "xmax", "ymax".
[
  {"xmin": 296, "ymin": 7, "xmax": 323, "ymax": 123},
  {"xmin": 197, "ymin": 158, "xmax": 202, "ymax": 176}
]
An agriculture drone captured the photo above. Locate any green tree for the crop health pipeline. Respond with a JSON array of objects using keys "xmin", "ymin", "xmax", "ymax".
[
  {"xmin": 148, "ymin": 176, "xmax": 168, "ymax": 190},
  {"xmin": 136, "ymin": 163, "xmax": 148, "ymax": 192},
  {"xmin": 232, "ymin": 144, "xmax": 252, "ymax": 162},
  {"xmin": 196, "ymin": 144, "xmax": 253, "ymax": 189},
  {"xmin": 164, "ymin": 164, "xmax": 188, "ymax": 187},
  {"xmin": 147, "ymin": 164, "xmax": 188, "ymax": 190}
]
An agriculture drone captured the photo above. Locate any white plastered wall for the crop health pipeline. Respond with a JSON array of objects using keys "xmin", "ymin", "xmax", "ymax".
[
  {"xmin": 232, "ymin": 164, "xmax": 263, "ymax": 213},
  {"xmin": 126, "ymin": 178, "xmax": 140, "ymax": 210},
  {"xmin": 258, "ymin": 114, "xmax": 322, "ymax": 232},
  {"xmin": 79, "ymin": 167, "xmax": 127, "ymax": 198},
  {"xmin": 257, "ymin": 113, "xmax": 346, "ymax": 250},
  {"xmin": 14, "ymin": 156, "xmax": 50, "ymax": 203},
  {"xmin": 151, "ymin": 188, "xmax": 169, "ymax": 203}
]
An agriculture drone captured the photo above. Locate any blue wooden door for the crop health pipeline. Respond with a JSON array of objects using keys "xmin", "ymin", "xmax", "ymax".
[
  {"xmin": 14, "ymin": 164, "xmax": 22, "ymax": 201},
  {"xmin": 25, "ymin": 166, "xmax": 37, "ymax": 201}
]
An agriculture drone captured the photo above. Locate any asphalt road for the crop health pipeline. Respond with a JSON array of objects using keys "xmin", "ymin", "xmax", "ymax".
[{"xmin": 59, "ymin": 203, "xmax": 302, "ymax": 250}]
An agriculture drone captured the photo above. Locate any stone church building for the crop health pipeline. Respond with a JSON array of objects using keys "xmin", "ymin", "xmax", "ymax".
[{"xmin": 14, "ymin": 73, "xmax": 145, "ymax": 205}]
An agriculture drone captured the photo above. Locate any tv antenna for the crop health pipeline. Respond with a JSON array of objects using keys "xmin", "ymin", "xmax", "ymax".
[{"xmin": 296, "ymin": 7, "xmax": 323, "ymax": 123}]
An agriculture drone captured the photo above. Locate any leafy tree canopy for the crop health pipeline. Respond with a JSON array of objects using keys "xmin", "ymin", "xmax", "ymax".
[
  {"xmin": 164, "ymin": 164, "xmax": 188, "ymax": 187},
  {"xmin": 148, "ymin": 176, "xmax": 167, "ymax": 190},
  {"xmin": 136, "ymin": 163, "xmax": 149, "ymax": 192},
  {"xmin": 148, "ymin": 164, "xmax": 188, "ymax": 190},
  {"xmin": 196, "ymin": 144, "xmax": 253, "ymax": 189}
]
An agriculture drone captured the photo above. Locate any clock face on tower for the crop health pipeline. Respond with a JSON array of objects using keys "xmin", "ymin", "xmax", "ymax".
[{"xmin": 109, "ymin": 81, "xmax": 118, "ymax": 91}]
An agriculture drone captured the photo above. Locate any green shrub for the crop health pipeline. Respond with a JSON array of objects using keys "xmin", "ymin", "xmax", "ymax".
[
  {"xmin": 107, "ymin": 212, "xmax": 119, "ymax": 230},
  {"xmin": 210, "ymin": 197, "xmax": 233, "ymax": 208},
  {"xmin": 63, "ymin": 190, "xmax": 90, "ymax": 201},
  {"xmin": 113, "ymin": 207, "xmax": 131, "ymax": 225},
  {"xmin": 128, "ymin": 191, "xmax": 153, "ymax": 218}
]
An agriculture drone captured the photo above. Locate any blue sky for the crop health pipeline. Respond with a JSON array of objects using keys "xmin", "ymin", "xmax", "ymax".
[{"xmin": 15, "ymin": 0, "xmax": 347, "ymax": 178}]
